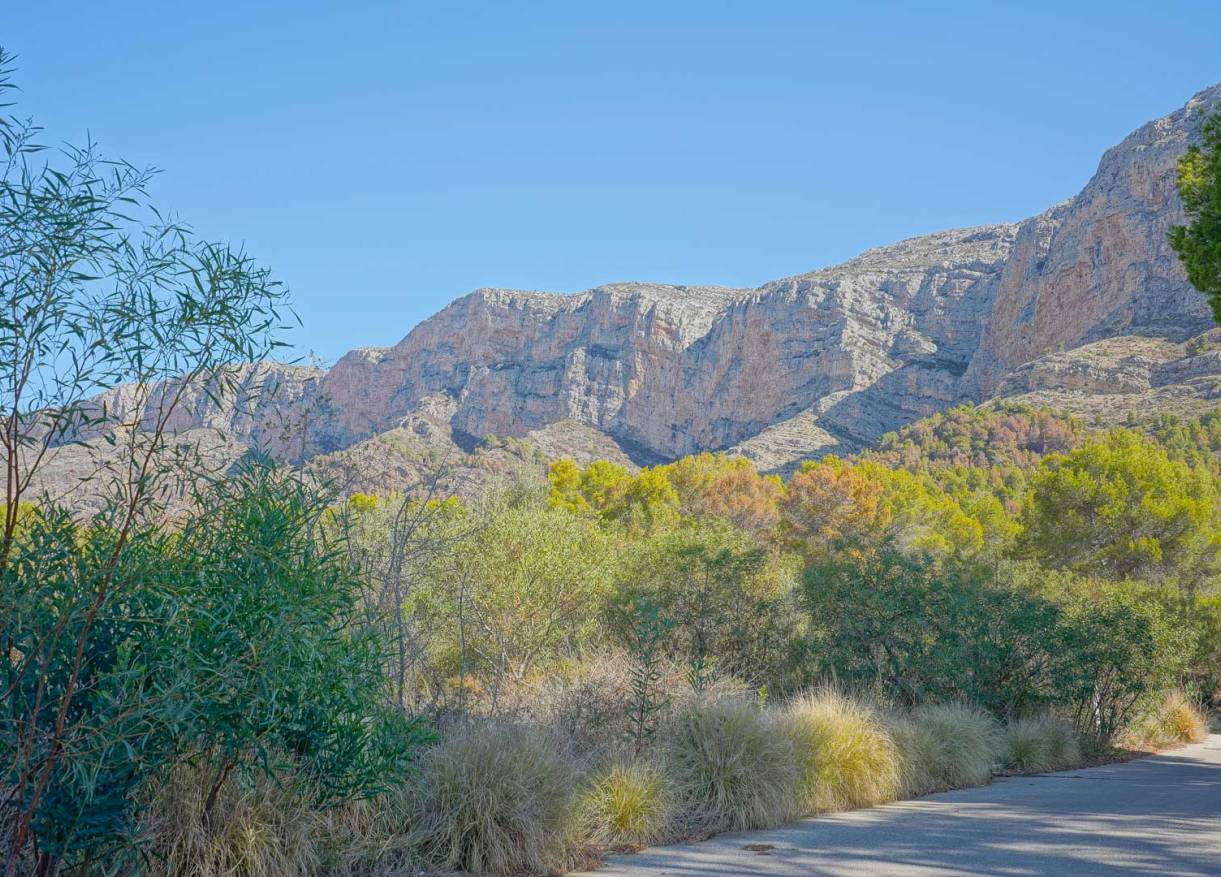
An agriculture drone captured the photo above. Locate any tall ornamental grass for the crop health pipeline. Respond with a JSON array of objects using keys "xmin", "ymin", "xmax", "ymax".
[
  {"xmin": 779, "ymin": 689, "xmax": 902, "ymax": 812},
  {"xmin": 892, "ymin": 703, "xmax": 999, "ymax": 796},
  {"xmin": 580, "ymin": 757, "xmax": 676, "ymax": 849},
  {"xmin": 409, "ymin": 722, "xmax": 583, "ymax": 876},
  {"xmin": 667, "ymin": 697, "xmax": 799, "ymax": 832},
  {"xmin": 1001, "ymin": 714, "xmax": 1081, "ymax": 772},
  {"xmin": 1124, "ymin": 690, "xmax": 1209, "ymax": 747}
]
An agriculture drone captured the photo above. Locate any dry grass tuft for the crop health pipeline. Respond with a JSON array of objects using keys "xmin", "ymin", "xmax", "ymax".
[
  {"xmin": 892, "ymin": 702, "xmax": 999, "ymax": 796},
  {"xmin": 779, "ymin": 689, "xmax": 902, "ymax": 813},
  {"xmin": 1124, "ymin": 690, "xmax": 1210, "ymax": 748},
  {"xmin": 580, "ymin": 757, "xmax": 676, "ymax": 849},
  {"xmin": 141, "ymin": 765, "xmax": 415, "ymax": 877},
  {"xmin": 1001, "ymin": 714, "xmax": 1081, "ymax": 773},
  {"xmin": 409, "ymin": 721, "xmax": 582, "ymax": 876},
  {"xmin": 667, "ymin": 697, "xmax": 799, "ymax": 832},
  {"xmin": 143, "ymin": 765, "xmax": 322, "ymax": 877}
]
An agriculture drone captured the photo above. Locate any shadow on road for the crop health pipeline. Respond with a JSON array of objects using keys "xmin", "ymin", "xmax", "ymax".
[{"xmin": 583, "ymin": 737, "xmax": 1221, "ymax": 877}]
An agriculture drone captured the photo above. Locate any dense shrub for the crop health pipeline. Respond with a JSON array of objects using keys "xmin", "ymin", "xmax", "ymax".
[
  {"xmin": 410, "ymin": 722, "xmax": 582, "ymax": 876},
  {"xmin": 170, "ymin": 463, "xmax": 429, "ymax": 808},
  {"xmin": 667, "ymin": 697, "xmax": 799, "ymax": 832},
  {"xmin": 608, "ymin": 520, "xmax": 806, "ymax": 692},
  {"xmin": 780, "ymin": 689, "xmax": 901, "ymax": 812},
  {"xmin": 499, "ymin": 651, "xmax": 638, "ymax": 752},
  {"xmin": 892, "ymin": 703, "xmax": 999, "ymax": 796},
  {"xmin": 802, "ymin": 547, "xmax": 1065, "ymax": 715},
  {"xmin": 1057, "ymin": 593, "xmax": 1188, "ymax": 750},
  {"xmin": 1001, "ymin": 714, "xmax": 1081, "ymax": 773}
]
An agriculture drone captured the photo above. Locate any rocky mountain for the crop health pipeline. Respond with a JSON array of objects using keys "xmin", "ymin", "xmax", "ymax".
[{"xmin": 28, "ymin": 84, "xmax": 1221, "ymax": 500}]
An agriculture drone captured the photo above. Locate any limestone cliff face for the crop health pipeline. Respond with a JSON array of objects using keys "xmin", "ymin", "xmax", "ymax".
[
  {"xmin": 965, "ymin": 86, "xmax": 1221, "ymax": 395},
  {"xmin": 309, "ymin": 283, "xmax": 745, "ymax": 457},
  {"xmin": 293, "ymin": 224, "xmax": 1017, "ymax": 465},
  {"xmin": 46, "ymin": 84, "xmax": 1221, "ymax": 476}
]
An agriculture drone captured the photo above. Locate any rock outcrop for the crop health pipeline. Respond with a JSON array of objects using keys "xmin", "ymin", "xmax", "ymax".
[{"xmin": 28, "ymin": 84, "xmax": 1221, "ymax": 490}]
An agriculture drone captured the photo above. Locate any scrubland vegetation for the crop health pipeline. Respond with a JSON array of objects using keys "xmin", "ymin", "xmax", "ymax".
[{"xmin": 2, "ymin": 50, "xmax": 1218, "ymax": 876}]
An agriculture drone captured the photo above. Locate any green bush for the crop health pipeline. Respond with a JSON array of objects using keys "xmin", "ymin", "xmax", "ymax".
[
  {"xmin": 0, "ymin": 464, "xmax": 427, "ymax": 872},
  {"xmin": 1057, "ymin": 592, "xmax": 1188, "ymax": 750},
  {"xmin": 1001, "ymin": 714, "xmax": 1081, "ymax": 772},
  {"xmin": 893, "ymin": 703, "xmax": 999, "ymax": 796},
  {"xmin": 801, "ymin": 548, "xmax": 1066, "ymax": 716},
  {"xmin": 410, "ymin": 722, "xmax": 582, "ymax": 876},
  {"xmin": 608, "ymin": 520, "xmax": 806, "ymax": 692},
  {"xmin": 779, "ymin": 689, "xmax": 901, "ymax": 813},
  {"xmin": 666, "ymin": 697, "xmax": 799, "ymax": 832},
  {"xmin": 168, "ymin": 462, "xmax": 427, "ymax": 810}
]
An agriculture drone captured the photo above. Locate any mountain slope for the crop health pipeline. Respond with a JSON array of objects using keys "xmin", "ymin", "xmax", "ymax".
[{"xmin": 29, "ymin": 84, "xmax": 1221, "ymax": 495}]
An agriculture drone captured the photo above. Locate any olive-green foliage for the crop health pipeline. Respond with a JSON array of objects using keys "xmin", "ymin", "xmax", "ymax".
[
  {"xmin": 667, "ymin": 697, "xmax": 800, "ymax": 832},
  {"xmin": 608, "ymin": 520, "xmax": 805, "ymax": 691},
  {"xmin": 410, "ymin": 722, "xmax": 582, "ymax": 876},
  {"xmin": 801, "ymin": 547, "xmax": 1065, "ymax": 716},
  {"xmin": 431, "ymin": 491, "xmax": 613, "ymax": 685},
  {"xmin": 892, "ymin": 703, "xmax": 999, "ymax": 796},
  {"xmin": 1001, "ymin": 714, "xmax": 1081, "ymax": 773},
  {"xmin": 621, "ymin": 596, "xmax": 675, "ymax": 753},
  {"xmin": 1170, "ymin": 111, "xmax": 1221, "ymax": 323},
  {"xmin": 1055, "ymin": 589, "xmax": 1188, "ymax": 750},
  {"xmin": 1146, "ymin": 409, "xmax": 1221, "ymax": 470},
  {"xmin": 580, "ymin": 758, "xmax": 675, "ymax": 848},
  {"xmin": 1187, "ymin": 593, "xmax": 1221, "ymax": 706},
  {"xmin": 779, "ymin": 689, "xmax": 902, "ymax": 812},
  {"xmin": 868, "ymin": 402, "xmax": 1086, "ymax": 478}
]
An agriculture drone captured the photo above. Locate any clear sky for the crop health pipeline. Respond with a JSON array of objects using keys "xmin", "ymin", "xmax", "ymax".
[{"xmin": 5, "ymin": 1, "xmax": 1221, "ymax": 361}]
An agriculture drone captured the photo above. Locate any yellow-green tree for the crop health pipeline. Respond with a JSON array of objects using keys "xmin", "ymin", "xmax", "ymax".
[
  {"xmin": 548, "ymin": 459, "xmax": 679, "ymax": 530},
  {"xmin": 1019, "ymin": 430, "xmax": 1221, "ymax": 587}
]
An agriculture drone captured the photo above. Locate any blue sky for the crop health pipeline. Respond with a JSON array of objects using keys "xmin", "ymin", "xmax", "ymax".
[{"xmin": 6, "ymin": 1, "xmax": 1221, "ymax": 361}]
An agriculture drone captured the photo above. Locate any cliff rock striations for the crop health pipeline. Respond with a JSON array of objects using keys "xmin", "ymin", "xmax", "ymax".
[{"xmin": 28, "ymin": 85, "xmax": 1221, "ymax": 496}]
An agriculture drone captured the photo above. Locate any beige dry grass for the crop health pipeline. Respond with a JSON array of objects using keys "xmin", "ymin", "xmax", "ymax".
[
  {"xmin": 667, "ymin": 697, "xmax": 800, "ymax": 832},
  {"xmin": 1124, "ymin": 690, "xmax": 1210, "ymax": 748},
  {"xmin": 1001, "ymin": 714, "xmax": 1081, "ymax": 773},
  {"xmin": 779, "ymin": 689, "xmax": 902, "ymax": 813},
  {"xmin": 892, "ymin": 703, "xmax": 1000, "ymax": 796},
  {"xmin": 409, "ymin": 721, "xmax": 583, "ymax": 876}
]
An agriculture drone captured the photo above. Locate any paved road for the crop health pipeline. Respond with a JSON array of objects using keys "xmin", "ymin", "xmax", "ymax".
[{"xmin": 578, "ymin": 734, "xmax": 1221, "ymax": 877}]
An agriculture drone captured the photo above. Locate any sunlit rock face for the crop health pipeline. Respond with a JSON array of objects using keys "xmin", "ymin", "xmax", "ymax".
[{"xmin": 41, "ymin": 84, "xmax": 1221, "ymax": 478}]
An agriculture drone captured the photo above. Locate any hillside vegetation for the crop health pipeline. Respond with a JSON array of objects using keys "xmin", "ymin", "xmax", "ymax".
[
  {"xmin": 142, "ymin": 406, "xmax": 1221, "ymax": 873},
  {"xmin": 2, "ymin": 46, "xmax": 1218, "ymax": 875}
]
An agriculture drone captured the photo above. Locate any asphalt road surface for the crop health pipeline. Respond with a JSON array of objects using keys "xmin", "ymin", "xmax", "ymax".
[{"xmin": 578, "ymin": 734, "xmax": 1221, "ymax": 877}]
